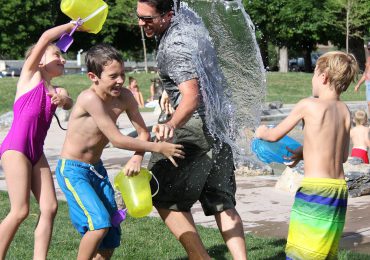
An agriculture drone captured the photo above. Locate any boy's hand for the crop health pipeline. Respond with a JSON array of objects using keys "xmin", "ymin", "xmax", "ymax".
[
  {"xmin": 255, "ymin": 125, "xmax": 269, "ymax": 139},
  {"xmin": 123, "ymin": 156, "xmax": 143, "ymax": 176},
  {"xmin": 283, "ymin": 146, "xmax": 303, "ymax": 168},
  {"xmin": 157, "ymin": 142, "xmax": 185, "ymax": 167},
  {"xmin": 47, "ymin": 92, "xmax": 67, "ymax": 107},
  {"xmin": 354, "ymin": 85, "xmax": 360, "ymax": 92}
]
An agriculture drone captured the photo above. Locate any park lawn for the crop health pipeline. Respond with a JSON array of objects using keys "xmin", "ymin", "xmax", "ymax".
[
  {"xmin": 0, "ymin": 192, "xmax": 368, "ymax": 259},
  {"xmin": 0, "ymin": 72, "xmax": 365, "ymax": 115}
]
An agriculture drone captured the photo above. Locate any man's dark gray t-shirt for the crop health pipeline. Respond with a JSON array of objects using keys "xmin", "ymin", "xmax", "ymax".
[{"xmin": 156, "ymin": 12, "xmax": 211, "ymax": 116}]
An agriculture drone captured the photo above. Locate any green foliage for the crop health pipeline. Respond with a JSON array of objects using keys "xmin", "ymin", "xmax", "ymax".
[
  {"xmin": 0, "ymin": 0, "xmax": 58, "ymax": 59},
  {"xmin": 324, "ymin": 0, "xmax": 370, "ymax": 47}
]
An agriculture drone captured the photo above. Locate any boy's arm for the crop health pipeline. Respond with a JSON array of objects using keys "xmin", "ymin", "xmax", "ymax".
[
  {"xmin": 256, "ymin": 99, "xmax": 307, "ymax": 141},
  {"xmin": 80, "ymin": 91, "xmax": 184, "ymax": 168},
  {"xmin": 81, "ymin": 92, "xmax": 155, "ymax": 152},
  {"xmin": 123, "ymin": 93, "xmax": 151, "ymax": 176}
]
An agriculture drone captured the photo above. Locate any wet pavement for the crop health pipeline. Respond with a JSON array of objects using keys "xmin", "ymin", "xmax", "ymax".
[{"xmin": 1, "ymin": 106, "xmax": 370, "ymax": 255}]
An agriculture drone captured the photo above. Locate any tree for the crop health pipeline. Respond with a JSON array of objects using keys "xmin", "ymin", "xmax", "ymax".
[
  {"xmin": 0, "ymin": 0, "xmax": 59, "ymax": 59},
  {"xmin": 244, "ymin": 0, "xmax": 331, "ymax": 72},
  {"xmin": 324, "ymin": 0, "xmax": 370, "ymax": 70}
]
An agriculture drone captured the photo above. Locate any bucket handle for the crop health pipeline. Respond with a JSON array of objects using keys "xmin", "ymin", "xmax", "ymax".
[
  {"xmin": 82, "ymin": 4, "xmax": 108, "ymax": 23},
  {"xmin": 149, "ymin": 171, "xmax": 159, "ymax": 197}
]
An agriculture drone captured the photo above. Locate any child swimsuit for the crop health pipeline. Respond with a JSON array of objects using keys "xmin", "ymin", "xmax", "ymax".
[
  {"xmin": 351, "ymin": 147, "xmax": 369, "ymax": 164},
  {"xmin": 0, "ymin": 80, "xmax": 56, "ymax": 165}
]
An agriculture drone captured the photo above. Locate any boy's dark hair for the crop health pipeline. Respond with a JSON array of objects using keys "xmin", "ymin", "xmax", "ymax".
[
  {"xmin": 138, "ymin": 0, "xmax": 174, "ymax": 14},
  {"xmin": 85, "ymin": 43, "xmax": 123, "ymax": 78}
]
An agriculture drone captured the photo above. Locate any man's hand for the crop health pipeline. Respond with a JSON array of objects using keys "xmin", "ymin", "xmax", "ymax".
[
  {"xmin": 152, "ymin": 123, "xmax": 175, "ymax": 142},
  {"xmin": 160, "ymin": 90, "xmax": 174, "ymax": 115}
]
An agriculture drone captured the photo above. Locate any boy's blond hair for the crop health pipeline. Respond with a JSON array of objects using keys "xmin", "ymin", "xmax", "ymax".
[
  {"xmin": 354, "ymin": 109, "xmax": 368, "ymax": 126},
  {"xmin": 316, "ymin": 51, "xmax": 359, "ymax": 94}
]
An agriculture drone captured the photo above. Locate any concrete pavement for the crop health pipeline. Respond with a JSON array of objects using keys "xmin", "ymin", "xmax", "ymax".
[{"xmin": 1, "ymin": 108, "xmax": 370, "ymax": 255}]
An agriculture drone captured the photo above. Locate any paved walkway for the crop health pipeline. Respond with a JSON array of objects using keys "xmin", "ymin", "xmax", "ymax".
[{"xmin": 1, "ymin": 108, "xmax": 370, "ymax": 255}]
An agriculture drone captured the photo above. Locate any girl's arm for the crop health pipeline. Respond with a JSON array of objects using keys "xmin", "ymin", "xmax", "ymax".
[
  {"xmin": 55, "ymin": 88, "xmax": 73, "ymax": 110},
  {"xmin": 20, "ymin": 23, "xmax": 76, "ymax": 81}
]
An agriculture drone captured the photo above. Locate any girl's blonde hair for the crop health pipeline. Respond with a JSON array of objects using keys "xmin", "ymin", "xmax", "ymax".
[
  {"xmin": 24, "ymin": 43, "xmax": 56, "ymax": 60},
  {"xmin": 354, "ymin": 109, "xmax": 368, "ymax": 126},
  {"xmin": 315, "ymin": 51, "xmax": 359, "ymax": 94}
]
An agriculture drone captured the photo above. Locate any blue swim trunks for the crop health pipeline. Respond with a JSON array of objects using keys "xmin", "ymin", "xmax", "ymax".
[{"xmin": 55, "ymin": 159, "xmax": 121, "ymax": 249}]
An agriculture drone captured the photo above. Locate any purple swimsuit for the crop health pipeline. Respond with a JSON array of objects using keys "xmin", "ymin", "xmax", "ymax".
[{"xmin": 0, "ymin": 80, "xmax": 56, "ymax": 165}]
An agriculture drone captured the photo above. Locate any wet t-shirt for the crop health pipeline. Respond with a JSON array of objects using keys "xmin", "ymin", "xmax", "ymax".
[{"xmin": 156, "ymin": 12, "xmax": 207, "ymax": 116}]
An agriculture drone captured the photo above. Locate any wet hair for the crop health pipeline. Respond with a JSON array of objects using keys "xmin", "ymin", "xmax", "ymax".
[
  {"xmin": 85, "ymin": 43, "xmax": 123, "ymax": 78},
  {"xmin": 138, "ymin": 0, "xmax": 174, "ymax": 14},
  {"xmin": 354, "ymin": 109, "xmax": 367, "ymax": 126},
  {"xmin": 25, "ymin": 43, "xmax": 56, "ymax": 60},
  {"xmin": 315, "ymin": 51, "xmax": 359, "ymax": 94}
]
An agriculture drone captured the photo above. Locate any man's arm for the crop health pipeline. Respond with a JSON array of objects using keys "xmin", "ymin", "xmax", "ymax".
[{"xmin": 153, "ymin": 79, "xmax": 199, "ymax": 142}]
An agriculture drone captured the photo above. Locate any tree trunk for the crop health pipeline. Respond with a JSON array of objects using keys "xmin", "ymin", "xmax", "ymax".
[
  {"xmin": 279, "ymin": 47, "xmax": 288, "ymax": 73},
  {"xmin": 259, "ymin": 38, "xmax": 269, "ymax": 70},
  {"xmin": 303, "ymin": 49, "xmax": 313, "ymax": 73},
  {"xmin": 140, "ymin": 26, "xmax": 148, "ymax": 73},
  {"xmin": 349, "ymin": 37, "xmax": 366, "ymax": 72}
]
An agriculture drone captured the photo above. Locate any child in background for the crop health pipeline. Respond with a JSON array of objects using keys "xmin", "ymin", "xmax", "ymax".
[
  {"xmin": 55, "ymin": 43, "xmax": 184, "ymax": 259},
  {"xmin": 128, "ymin": 76, "xmax": 144, "ymax": 108},
  {"xmin": 350, "ymin": 109, "xmax": 370, "ymax": 163},
  {"xmin": 255, "ymin": 51, "xmax": 358, "ymax": 259},
  {"xmin": 0, "ymin": 23, "xmax": 79, "ymax": 259}
]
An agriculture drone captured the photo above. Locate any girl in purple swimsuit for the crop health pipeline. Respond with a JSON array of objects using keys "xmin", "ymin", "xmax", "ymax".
[{"xmin": 0, "ymin": 23, "xmax": 82, "ymax": 259}]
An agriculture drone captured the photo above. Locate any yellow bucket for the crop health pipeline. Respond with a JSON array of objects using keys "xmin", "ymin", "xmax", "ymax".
[
  {"xmin": 60, "ymin": 0, "xmax": 108, "ymax": 34},
  {"xmin": 114, "ymin": 168, "xmax": 158, "ymax": 218}
]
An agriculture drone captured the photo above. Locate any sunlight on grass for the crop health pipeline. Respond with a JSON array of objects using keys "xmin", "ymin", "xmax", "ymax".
[{"xmin": 0, "ymin": 192, "xmax": 368, "ymax": 259}]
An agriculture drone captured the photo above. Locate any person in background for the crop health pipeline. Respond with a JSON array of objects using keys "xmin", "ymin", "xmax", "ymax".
[
  {"xmin": 350, "ymin": 109, "xmax": 370, "ymax": 163},
  {"xmin": 128, "ymin": 76, "xmax": 145, "ymax": 108},
  {"xmin": 354, "ymin": 42, "xmax": 370, "ymax": 116}
]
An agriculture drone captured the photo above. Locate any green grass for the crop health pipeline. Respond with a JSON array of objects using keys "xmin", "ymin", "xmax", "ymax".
[
  {"xmin": 0, "ymin": 192, "xmax": 368, "ymax": 259},
  {"xmin": 266, "ymin": 72, "xmax": 364, "ymax": 104},
  {"xmin": 0, "ymin": 72, "xmax": 365, "ymax": 114}
]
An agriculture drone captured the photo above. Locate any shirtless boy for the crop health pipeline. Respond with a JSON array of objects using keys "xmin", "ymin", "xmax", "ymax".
[
  {"xmin": 256, "ymin": 51, "xmax": 358, "ymax": 259},
  {"xmin": 350, "ymin": 109, "xmax": 370, "ymax": 163},
  {"xmin": 55, "ymin": 43, "xmax": 184, "ymax": 260}
]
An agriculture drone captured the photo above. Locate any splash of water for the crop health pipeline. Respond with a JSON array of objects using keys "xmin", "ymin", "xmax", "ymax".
[{"xmin": 176, "ymin": 0, "xmax": 266, "ymax": 165}]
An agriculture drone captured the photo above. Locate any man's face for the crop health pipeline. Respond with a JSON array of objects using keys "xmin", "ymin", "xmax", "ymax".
[{"xmin": 136, "ymin": 2, "xmax": 172, "ymax": 38}]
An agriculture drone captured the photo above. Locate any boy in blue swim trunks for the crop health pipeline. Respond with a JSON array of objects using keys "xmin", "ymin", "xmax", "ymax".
[{"xmin": 55, "ymin": 43, "xmax": 184, "ymax": 259}]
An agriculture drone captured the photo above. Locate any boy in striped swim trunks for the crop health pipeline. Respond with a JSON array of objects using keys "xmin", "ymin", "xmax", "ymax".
[{"xmin": 256, "ymin": 51, "xmax": 359, "ymax": 260}]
